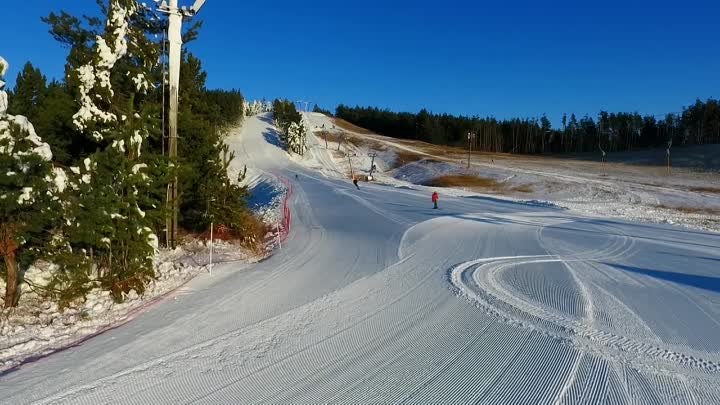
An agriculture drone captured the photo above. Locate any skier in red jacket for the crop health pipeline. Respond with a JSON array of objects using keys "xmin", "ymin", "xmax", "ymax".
[{"xmin": 432, "ymin": 191, "xmax": 439, "ymax": 209}]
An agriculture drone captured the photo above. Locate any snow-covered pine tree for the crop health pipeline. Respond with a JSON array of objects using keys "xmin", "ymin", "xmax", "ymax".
[
  {"xmin": 0, "ymin": 59, "xmax": 7, "ymax": 115},
  {"xmin": 244, "ymin": 100, "xmax": 273, "ymax": 117},
  {"xmin": 287, "ymin": 119, "xmax": 308, "ymax": 156},
  {"xmin": 53, "ymin": 0, "xmax": 164, "ymax": 301},
  {"xmin": 272, "ymin": 98, "xmax": 304, "ymax": 150},
  {"xmin": 0, "ymin": 56, "xmax": 65, "ymax": 307}
]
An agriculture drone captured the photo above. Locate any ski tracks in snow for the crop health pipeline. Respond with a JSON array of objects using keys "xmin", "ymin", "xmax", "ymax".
[{"xmin": 447, "ymin": 214, "xmax": 720, "ymax": 403}]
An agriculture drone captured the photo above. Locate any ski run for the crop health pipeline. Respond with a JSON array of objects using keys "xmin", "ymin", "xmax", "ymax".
[{"xmin": 1, "ymin": 113, "xmax": 719, "ymax": 404}]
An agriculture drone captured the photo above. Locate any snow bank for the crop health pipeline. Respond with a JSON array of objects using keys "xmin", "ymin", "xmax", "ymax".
[
  {"xmin": 241, "ymin": 168, "xmax": 288, "ymax": 233},
  {"xmin": 0, "ymin": 240, "xmax": 262, "ymax": 372}
]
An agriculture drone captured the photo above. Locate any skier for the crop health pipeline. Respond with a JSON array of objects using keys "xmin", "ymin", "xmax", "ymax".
[
  {"xmin": 353, "ymin": 175, "xmax": 360, "ymax": 190},
  {"xmin": 432, "ymin": 191, "xmax": 439, "ymax": 209}
]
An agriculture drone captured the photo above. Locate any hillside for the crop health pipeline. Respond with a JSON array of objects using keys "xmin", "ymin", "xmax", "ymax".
[{"xmin": 302, "ymin": 113, "xmax": 720, "ymax": 232}]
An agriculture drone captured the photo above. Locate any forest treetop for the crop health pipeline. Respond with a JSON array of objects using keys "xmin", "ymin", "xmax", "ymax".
[{"xmin": 334, "ymin": 99, "xmax": 720, "ymax": 155}]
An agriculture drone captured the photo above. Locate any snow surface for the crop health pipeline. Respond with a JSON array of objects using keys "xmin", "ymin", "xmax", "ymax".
[{"xmin": 1, "ymin": 114, "xmax": 719, "ymax": 403}]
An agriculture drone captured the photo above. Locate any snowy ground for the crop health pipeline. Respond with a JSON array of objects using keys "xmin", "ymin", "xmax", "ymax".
[
  {"xmin": 0, "ymin": 239, "xmax": 259, "ymax": 373},
  {"xmin": 302, "ymin": 112, "xmax": 720, "ymax": 233},
  {"xmin": 1, "ymin": 113, "xmax": 719, "ymax": 404}
]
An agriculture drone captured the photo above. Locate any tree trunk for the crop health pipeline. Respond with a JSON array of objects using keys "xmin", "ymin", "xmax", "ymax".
[{"xmin": 3, "ymin": 252, "xmax": 19, "ymax": 308}]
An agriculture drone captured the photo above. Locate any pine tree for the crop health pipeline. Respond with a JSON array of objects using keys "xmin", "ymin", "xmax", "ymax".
[
  {"xmin": 33, "ymin": 81, "xmax": 78, "ymax": 165},
  {"xmin": 1, "ymin": 56, "xmax": 65, "ymax": 307},
  {"xmin": 47, "ymin": 0, "xmax": 164, "ymax": 301},
  {"xmin": 8, "ymin": 62, "xmax": 47, "ymax": 121}
]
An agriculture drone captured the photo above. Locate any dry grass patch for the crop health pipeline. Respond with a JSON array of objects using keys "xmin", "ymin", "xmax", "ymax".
[
  {"xmin": 511, "ymin": 184, "xmax": 534, "ymax": 193},
  {"xmin": 422, "ymin": 144, "xmax": 458, "ymax": 156},
  {"xmin": 425, "ymin": 175, "xmax": 502, "ymax": 189},
  {"xmin": 392, "ymin": 150, "xmax": 426, "ymax": 168},
  {"xmin": 332, "ymin": 118, "xmax": 374, "ymax": 134},
  {"xmin": 317, "ymin": 131, "xmax": 368, "ymax": 149},
  {"xmin": 655, "ymin": 204, "xmax": 720, "ymax": 216},
  {"xmin": 316, "ymin": 131, "xmax": 343, "ymax": 145},
  {"xmin": 689, "ymin": 186, "xmax": 720, "ymax": 194},
  {"xmin": 345, "ymin": 135, "xmax": 366, "ymax": 148},
  {"xmin": 425, "ymin": 174, "xmax": 534, "ymax": 195}
]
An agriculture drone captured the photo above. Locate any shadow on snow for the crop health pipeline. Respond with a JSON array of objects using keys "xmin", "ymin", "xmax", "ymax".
[
  {"xmin": 605, "ymin": 262, "xmax": 720, "ymax": 294},
  {"xmin": 247, "ymin": 180, "xmax": 282, "ymax": 211},
  {"xmin": 262, "ymin": 130, "xmax": 285, "ymax": 151}
]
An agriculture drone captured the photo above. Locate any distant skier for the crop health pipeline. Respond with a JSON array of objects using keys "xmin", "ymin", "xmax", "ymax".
[
  {"xmin": 353, "ymin": 175, "xmax": 360, "ymax": 190},
  {"xmin": 432, "ymin": 191, "xmax": 439, "ymax": 209}
]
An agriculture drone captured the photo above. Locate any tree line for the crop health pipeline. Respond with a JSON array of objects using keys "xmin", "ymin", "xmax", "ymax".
[
  {"xmin": 1, "ymin": 0, "xmax": 258, "ymax": 308},
  {"xmin": 334, "ymin": 99, "xmax": 720, "ymax": 155}
]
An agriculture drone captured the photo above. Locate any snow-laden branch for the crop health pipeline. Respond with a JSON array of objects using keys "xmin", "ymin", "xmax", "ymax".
[{"xmin": 72, "ymin": 0, "xmax": 139, "ymax": 139}]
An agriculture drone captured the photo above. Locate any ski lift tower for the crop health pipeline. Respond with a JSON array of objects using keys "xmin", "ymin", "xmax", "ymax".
[
  {"xmin": 157, "ymin": 0, "xmax": 207, "ymax": 248},
  {"xmin": 295, "ymin": 100, "xmax": 312, "ymax": 112},
  {"xmin": 367, "ymin": 152, "xmax": 378, "ymax": 180}
]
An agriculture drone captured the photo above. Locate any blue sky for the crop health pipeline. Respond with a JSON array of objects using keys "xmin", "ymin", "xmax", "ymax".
[{"xmin": 1, "ymin": 0, "xmax": 719, "ymax": 125}]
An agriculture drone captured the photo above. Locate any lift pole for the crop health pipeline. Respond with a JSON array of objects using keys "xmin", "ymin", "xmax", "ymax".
[
  {"xmin": 166, "ymin": 0, "xmax": 181, "ymax": 248},
  {"xmin": 158, "ymin": 0, "xmax": 206, "ymax": 248},
  {"xmin": 467, "ymin": 132, "xmax": 475, "ymax": 169}
]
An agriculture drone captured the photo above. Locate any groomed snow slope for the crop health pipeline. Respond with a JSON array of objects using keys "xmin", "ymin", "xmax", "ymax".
[{"xmin": 2, "ymin": 114, "xmax": 720, "ymax": 404}]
